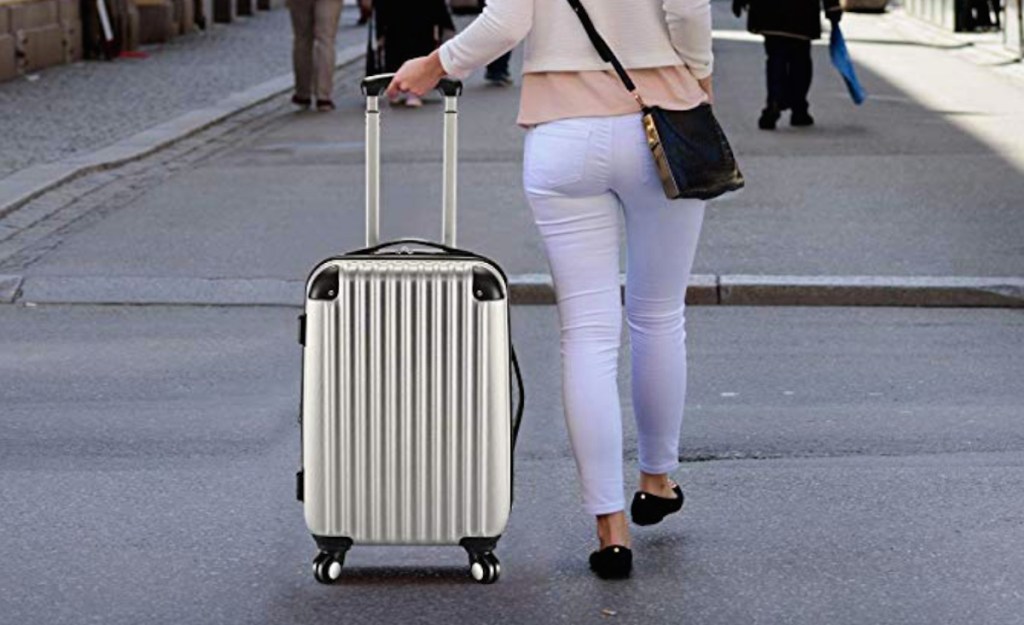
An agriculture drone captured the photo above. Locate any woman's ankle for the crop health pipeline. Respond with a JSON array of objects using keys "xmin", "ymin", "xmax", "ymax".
[
  {"xmin": 596, "ymin": 511, "xmax": 631, "ymax": 549},
  {"xmin": 638, "ymin": 471, "xmax": 677, "ymax": 496}
]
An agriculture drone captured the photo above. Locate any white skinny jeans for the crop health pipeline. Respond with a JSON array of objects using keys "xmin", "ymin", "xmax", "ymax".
[{"xmin": 523, "ymin": 113, "xmax": 706, "ymax": 515}]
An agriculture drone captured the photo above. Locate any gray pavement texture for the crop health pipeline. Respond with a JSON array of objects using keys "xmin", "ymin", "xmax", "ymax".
[
  {"xmin": 0, "ymin": 5, "xmax": 368, "ymax": 181},
  {"xmin": 1, "ymin": 4, "xmax": 1021, "ymax": 302},
  {"xmin": 1, "ymin": 305, "xmax": 1023, "ymax": 625},
  {"xmin": 2, "ymin": 5, "xmax": 1023, "ymax": 624}
]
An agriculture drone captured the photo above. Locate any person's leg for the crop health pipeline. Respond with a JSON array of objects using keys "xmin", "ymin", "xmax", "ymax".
[
  {"xmin": 973, "ymin": 0, "xmax": 994, "ymax": 27},
  {"xmin": 313, "ymin": 0, "xmax": 345, "ymax": 104},
  {"xmin": 287, "ymin": 0, "xmax": 315, "ymax": 101},
  {"xmin": 609, "ymin": 114, "xmax": 705, "ymax": 494},
  {"xmin": 522, "ymin": 118, "xmax": 628, "ymax": 528},
  {"xmin": 789, "ymin": 37, "xmax": 814, "ymax": 124},
  {"xmin": 357, "ymin": 0, "xmax": 372, "ymax": 25},
  {"xmin": 779, "ymin": 38, "xmax": 794, "ymax": 112},
  {"xmin": 485, "ymin": 51, "xmax": 513, "ymax": 85},
  {"xmin": 760, "ymin": 36, "xmax": 785, "ymax": 129}
]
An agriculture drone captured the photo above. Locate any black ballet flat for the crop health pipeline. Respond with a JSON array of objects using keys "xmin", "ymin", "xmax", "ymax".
[
  {"xmin": 589, "ymin": 545, "xmax": 632, "ymax": 580},
  {"xmin": 630, "ymin": 483, "xmax": 684, "ymax": 526}
]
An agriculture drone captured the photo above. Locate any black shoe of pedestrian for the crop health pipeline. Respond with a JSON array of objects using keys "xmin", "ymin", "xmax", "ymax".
[
  {"xmin": 316, "ymin": 99, "xmax": 336, "ymax": 112},
  {"xmin": 589, "ymin": 545, "xmax": 632, "ymax": 580},
  {"xmin": 758, "ymin": 107, "xmax": 779, "ymax": 130},
  {"xmin": 292, "ymin": 94, "xmax": 312, "ymax": 109},
  {"xmin": 485, "ymin": 71, "xmax": 513, "ymax": 87},
  {"xmin": 630, "ymin": 483, "xmax": 684, "ymax": 526},
  {"xmin": 791, "ymin": 109, "xmax": 815, "ymax": 127}
]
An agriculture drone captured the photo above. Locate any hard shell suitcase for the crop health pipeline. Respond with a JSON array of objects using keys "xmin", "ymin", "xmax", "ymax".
[{"xmin": 298, "ymin": 75, "xmax": 525, "ymax": 585}]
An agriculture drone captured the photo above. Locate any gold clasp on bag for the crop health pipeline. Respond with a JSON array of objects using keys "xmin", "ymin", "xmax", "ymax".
[{"xmin": 642, "ymin": 113, "xmax": 681, "ymax": 199}]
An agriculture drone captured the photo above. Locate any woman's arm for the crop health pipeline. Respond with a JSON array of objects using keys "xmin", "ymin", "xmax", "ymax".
[
  {"xmin": 439, "ymin": 0, "xmax": 533, "ymax": 79},
  {"xmin": 664, "ymin": 0, "xmax": 714, "ymax": 80},
  {"xmin": 387, "ymin": 0, "xmax": 532, "ymax": 98}
]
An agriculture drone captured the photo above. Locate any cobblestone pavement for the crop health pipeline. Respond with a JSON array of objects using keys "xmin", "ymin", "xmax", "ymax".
[
  {"xmin": 0, "ymin": 58, "xmax": 374, "ymax": 274},
  {"xmin": 0, "ymin": 5, "xmax": 367, "ymax": 181},
  {"xmin": 0, "ymin": 97, "xmax": 284, "ymax": 272}
]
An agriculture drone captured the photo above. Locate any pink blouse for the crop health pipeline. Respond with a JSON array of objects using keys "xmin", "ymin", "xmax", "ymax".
[{"xmin": 517, "ymin": 65, "xmax": 709, "ymax": 127}]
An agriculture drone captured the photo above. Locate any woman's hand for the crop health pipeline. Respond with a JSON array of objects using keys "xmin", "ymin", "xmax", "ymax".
[
  {"xmin": 698, "ymin": 75, "xmax": 714, "ymax": 105},
  {"xmin": 386, "ymin": 50, "xmax": 447, "ymax": 99}
]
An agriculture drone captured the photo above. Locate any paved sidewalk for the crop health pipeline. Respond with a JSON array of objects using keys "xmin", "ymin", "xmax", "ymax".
[
  {"xmin": 0, "ymin": 3, "xmax": 1022, "ymax": 308},
  {"xmin": 0, "ymin": 4, "xmax": 368, "ymax": 181}
]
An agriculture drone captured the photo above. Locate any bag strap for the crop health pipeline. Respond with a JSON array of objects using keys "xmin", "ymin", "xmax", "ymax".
[{"xmin": 563, "ymin": 0, "xmax": 647, "ymax": 109}]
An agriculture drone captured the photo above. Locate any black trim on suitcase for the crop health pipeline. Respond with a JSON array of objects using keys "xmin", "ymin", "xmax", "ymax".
[
  {"xmin": 360, "ymin": 75, "xmax": 463, "ymax": 98},
  {"xmin": 308, "ymin": 266, "xmax": 339, "ymax": 301},
  {"xmin": 472, "ymin": 266, "xmax": 505, "ymax": 301},
  {"xmin": 460, "ymin": 536, "xmax": 501, "ymax": 557},
  {"xmin": 313, "ymin": 535, "xmax": 354, "ymax": 555}
]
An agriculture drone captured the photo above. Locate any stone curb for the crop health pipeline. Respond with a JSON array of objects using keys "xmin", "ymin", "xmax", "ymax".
[
  {"xmin": 0, "ymin": 43, "xmax": 366, "ymax": 221},
  {"xmin": 3, "ymin": 274, "xmax": 1022, "ymax": 308},
  {"xmin": 718, "ymin": 275, "xmax": 1024, "ymax": 307}
]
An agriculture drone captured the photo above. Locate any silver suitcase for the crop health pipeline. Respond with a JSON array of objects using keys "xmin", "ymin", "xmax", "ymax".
[{"xmin": 298, "ymin": 75, "xmax": 524, "ymax": 585}]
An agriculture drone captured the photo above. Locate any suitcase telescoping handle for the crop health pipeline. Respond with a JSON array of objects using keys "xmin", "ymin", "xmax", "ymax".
[
  {"xmin": 361, "ymin": 74, "xmax": 464, "ymax": 249},
  {"xmin": 358, "ymin": 76, "xmax": 524, "ymax": 451}
]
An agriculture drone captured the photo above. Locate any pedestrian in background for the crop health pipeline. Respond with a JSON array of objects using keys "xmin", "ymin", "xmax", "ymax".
[
  {"xmin": 374, "ymin": 0, "xmax": 456, "ymax": 107},
  {"xmin": 963, "ymin": 0, "xmax": 1001, "ymax": 30},
  {"xmin": 733, "ymin": 0, "xmax": 842, "ymax": 129},
  {"xmin": 449, "ymin": 0, "xmax": 515, "ymax": 85},
  {"xmin": 485, "ymin": 50, "xmax": 514, "ymax": 86},
  {"xmin": 480, "ymin": 1, "xmax": 514, "ymax": 85},
  {"xmin": 287, "ymin": 0, "xmax": 345, "ymax": 112},
  {"xmin": 384, "ymin": 0, "xmax": 714, "ymax": 580}
]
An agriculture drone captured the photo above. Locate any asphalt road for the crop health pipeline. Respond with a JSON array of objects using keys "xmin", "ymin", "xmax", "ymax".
[{"xmin": 2, "ymin": 304, "xmax": 1022, "ymax": 625}]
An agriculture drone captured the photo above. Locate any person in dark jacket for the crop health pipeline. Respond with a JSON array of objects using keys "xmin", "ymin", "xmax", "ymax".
[
  {"xmin": 733, "ymin": 0, "xmax": 842, "ymax": 129},
  {"xmin": 373, "ymin": 0, "xmax": 455, "ymax": 107}
]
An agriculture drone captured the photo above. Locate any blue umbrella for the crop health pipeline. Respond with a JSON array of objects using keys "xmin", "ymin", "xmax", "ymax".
[{"xmin": 829, "ymin": 23, "xmax": 867, "ymax": 105}]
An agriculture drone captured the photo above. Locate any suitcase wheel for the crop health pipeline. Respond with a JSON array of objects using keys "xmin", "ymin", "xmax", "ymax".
[
  {"xmin": 468, "ymin": 552, "xmax": 501, "ymax": 584},
  {"xmin": 312, "ymin": 551, "xmax": 345, "ymax": 584}
]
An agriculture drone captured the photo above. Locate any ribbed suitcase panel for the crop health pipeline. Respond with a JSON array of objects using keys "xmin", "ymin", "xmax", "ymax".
[{"xmin": 303, "ymin": 259, "xmax": 511, "ymax": 545}]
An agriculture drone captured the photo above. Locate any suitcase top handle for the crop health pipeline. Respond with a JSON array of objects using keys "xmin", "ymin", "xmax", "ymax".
[{"xmin": 361, "ymin": 74, "xmax": 464, "ymax": 98}]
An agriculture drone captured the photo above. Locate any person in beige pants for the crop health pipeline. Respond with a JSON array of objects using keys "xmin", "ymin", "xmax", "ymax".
[{"xmin": 287, "ymin": 0, "xmax": 344, "ymax": 111}]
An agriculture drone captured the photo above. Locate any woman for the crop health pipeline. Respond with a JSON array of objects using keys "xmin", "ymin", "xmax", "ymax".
[
  {"xmin": 373, "ymin": 0, "xmax": 455, "ymax": 107},
  {"xmin": 733, "ymin": 0, "xmax": 842, "ymax": 129},
  {"xmin": 388, "ymin": 0, "xmax": 713, "ymax": 579},
  {"xmin": 287, "ymin": 0, "xmax": 345, "ymax": 112}
]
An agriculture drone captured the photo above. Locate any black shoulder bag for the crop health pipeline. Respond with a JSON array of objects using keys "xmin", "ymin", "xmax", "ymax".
[{"xmin": 564, "ymin": 0, "xmax": 744, "ymax": 201}]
